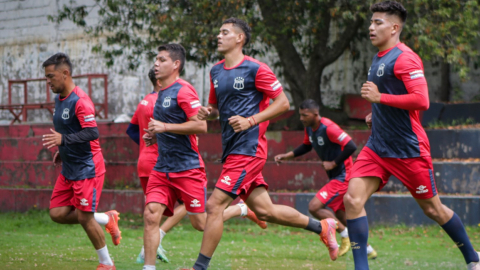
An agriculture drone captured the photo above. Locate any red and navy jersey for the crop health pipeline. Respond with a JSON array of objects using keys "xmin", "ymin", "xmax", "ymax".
[
  {"xmin": 366, "ymin": 43, "xmax": 430, "ymax": 158},
  {"xmin": 303, "ymin": 118, "xmax": 353, "ymax": 182},
  {"xmin": 131, "ymin": 92, "xmax": 159, "ymax": 177},
  {"xmin": 153, "ymin": 79, "xmax": 204, "ymax": 173},
  {"xmin": 53, "ymin": 86, "xmax": 105, "ymax": 180},
  {"xmin": 209, "ymin": 56, "xmax": 283, "ymax": 162}
]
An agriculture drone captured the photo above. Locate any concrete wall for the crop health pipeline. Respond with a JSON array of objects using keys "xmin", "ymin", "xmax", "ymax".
[{"xmin": 1, "ymin": 0, "xmax": 479, "ymax": 122}]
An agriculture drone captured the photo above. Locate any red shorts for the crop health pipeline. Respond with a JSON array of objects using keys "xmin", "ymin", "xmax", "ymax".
[
  {"xmin": 215, "ymin": 154, "xmax": 269, "ymax": 201},
  {"xmin": 50, "ymin": 173, "xmax": 104, "ymax": 212},
  {"xmin": 349, "ymin": 146, "xmax": 437, "ymax": 199},
  {"xmin": 145, "ymin": 168, "xmax": 207, "ymax": 217},
  {"xmin": 315, "ymin": 179, "xmax": 348, "ymax": 212}
]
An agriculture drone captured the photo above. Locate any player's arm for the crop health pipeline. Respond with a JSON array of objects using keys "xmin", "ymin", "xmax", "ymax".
[
  {"xmin": 324, "ymin": 126, "xmax": 356, "ymax": 171},
  {"xmin": 147, "ymin": 115, "xmax": 207, "ymax": 135},
  {"xmin": 126, "ymin": 123, "xmax": 140, "ymax": 145},
  {"xmin": 275, "ymin": 130, "xmax": 313, "ymax": 164},
  {"xmin": 198, "ymin": 74, "xmax": 220, "ymax": 121}
]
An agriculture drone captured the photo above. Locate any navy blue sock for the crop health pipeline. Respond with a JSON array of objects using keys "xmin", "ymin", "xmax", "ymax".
[
  {"xmin": 347, "ymin": 216, "xmax": 369, "ymax": 270},
  {"xmin": 193, "ymin": 253, "xmax": 211, "ymax": 270},
  {"xmin": 441, "ymin": 213, "xmax": 479, "ymax": 264},
  {"xmin": 304, "ymin": 217, "xmax": 322, "ymax": 234}
]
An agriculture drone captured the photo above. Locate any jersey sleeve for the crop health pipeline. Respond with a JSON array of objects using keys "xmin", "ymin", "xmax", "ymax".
[
  {"xmin": 326, "ymin": 123, "xmax": 351, "ymax": 147},
  {"xmin": 178, "ymin": 85, "xmax": 202, "ymax": 118},
  {"xmin": 130, "ymin": 104, "xmax": 140, "ymax": 125},
  {"xmin": 255, "ymin": 64, "xmax": 283, "ymax": 99},
  {"xmin": 208, "ymin": 73, "xmax": 217, "ymax": 105},
  {"xmin": 303, "ymin": 129, "xmax": 312, "ymax": 145},
  {"xmin": 394, "ymin": 52, "xmax": 427, "ymax": 89},
  {"xmin": 75, "ymin": 97, "xmax": 97, "ymax": 128}
]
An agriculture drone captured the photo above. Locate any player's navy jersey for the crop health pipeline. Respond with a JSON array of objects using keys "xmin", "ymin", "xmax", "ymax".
[
  {"xmin": 366, "ymin": 43, "xmax": 430, "ymax": 158},
  {"xmin": 53, "ymin": 86, "xmax": 105, "ymax": 180},
  {"xmin": 153, "ymin": 79, "xmax": 204, "ymax": 173},
  {"xmin": 303, "ymin": 118, "xmax": 353, "ymax": 182},
  {"xmin": 209, "ymin": 56, "xmax": 283, "ymax": 162}
]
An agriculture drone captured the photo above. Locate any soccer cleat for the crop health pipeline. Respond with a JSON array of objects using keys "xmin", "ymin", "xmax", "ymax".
[
  {"xmin": 467, "ymin": 252, "xmax": 480, "ymax": 270},
  {"xmin": 367, "ymin": 248, "xmax": 378, "ymax": 260},
  {"xmin": 244, "ymin": 208, "xmax": 267, "ymax": 229},
  {"xmin": 136, "ymin": 251, "xmax": 144, "ymax": 264},
  {"xmin": 105, "ymin": 210, "xmax": 122, "ymax": 246},
  {"xmin": 338, "ymin": 237, "xmax": 351, "ymax": 257},
  {"xmin": 320, "ymin": 218, "xmax": 339, "ymax": 261},
  {"xmin": 157, "ymin": 244, "xmax": 169, "ymax": 263},
  {"xmin": 96, "ymin": 263, "xmax": 116, "ymax": 270}
]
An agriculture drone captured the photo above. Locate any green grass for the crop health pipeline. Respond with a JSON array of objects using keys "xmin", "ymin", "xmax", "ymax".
[{"xmin": 1, "ymin": 210, "xmax": 479, "ymax": 270}]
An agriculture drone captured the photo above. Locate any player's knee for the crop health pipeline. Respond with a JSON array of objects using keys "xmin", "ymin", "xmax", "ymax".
[
  {"xmin": 143, "ymin": 205, "xmax": 160, "ymax": 227},
  {"xmin": 343, "ymin": 192, "xmax": 360, "ymax": 210},
  {"xmin": 205, "ymin": 200, "xmax": 224, "ymax": 216},
  {"xmin": 421, "ymin": 205, "xmax": 442, "ymax": 221},
  {"xmin": 191, "ymin": 221, "xmax": 205, "ymax": 232},
  {"xmin": 49, "ymin": 210, "xmax": 63, "ymax": 223},
  {"xmin": 308, "ymin": 200, "xmax": 321, "ymax": 214}
]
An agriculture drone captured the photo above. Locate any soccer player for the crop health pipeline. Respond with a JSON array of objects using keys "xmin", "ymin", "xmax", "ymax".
[
  {"xmin": 42, "ymin": 53, "xmax": 120, "ymax": 270},
  {"xmin": 187, "ymin": 18, "xmax": 339, "ymax": 270},
  {"xmin": 274, "ymin": 99, "xmax": 377, "ymax": 259},
  {"xmin": 343, "ymin": 2, "xmax": 480, "ymax": 270}
]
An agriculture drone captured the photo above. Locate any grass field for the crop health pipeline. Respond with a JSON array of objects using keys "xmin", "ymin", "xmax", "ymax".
[{"xmin": 1, "ymin": 210, "xmax": 479, "ymax": 270}]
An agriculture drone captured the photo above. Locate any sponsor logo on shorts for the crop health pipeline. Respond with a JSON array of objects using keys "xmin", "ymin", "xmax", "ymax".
[
  {"xmin": 84, "ymin": 114, "xmax": 95, "ymax": 122},
  {"xmin": 221, "ymin": 175, "xmax": 231, "ymax": 186},
  {"xmin": 416, "ymin": 185, "xmax": 429, "ymax": 194},
  {"xmin": 62, "ymin": 108, "xmax": 70, "ymax": 120},
  {"xmin": 190, "ymin": 199, "xmax": 201, "ymax": 208},
  {"xmin": 351, "ymin": 242, "xmax": 360, "ymax": 249},
  {"xmin": 141, "ymin": 100, "xmax": 149, "ymax": 106},
  {"xmin": 233, "ymin": 77, "xmax": 244, "ymax": 90},
  {"xmin": 320, "ymin": 191, "xmax": 328, "ymax": 199},
  {"xmin": 80, "ymin": 198, "xmax": 89, "ymax": 206}
]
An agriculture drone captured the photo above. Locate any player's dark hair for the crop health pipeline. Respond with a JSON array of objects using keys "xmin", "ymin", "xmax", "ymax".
[
  {"xmin": 157, "ymin": 43, "xmax": 186, "ymax": 73},
  {"xmin": 299, "ymin": 99, "xmax": 320, "ymax": 112},
  {"xmin": 148, "ymin": 67, "xmax": 157, "ymax": 87},
  {"xmin": 370, "ymin": 1, "xmax": 407, "ymax": 23},
  {"xmin": 222, "ymin": 17, "xmax": 251, "ymax": 46},
  {"xmin": 42, "ymin": 53, "xmax": 73, "ymax": 74}
]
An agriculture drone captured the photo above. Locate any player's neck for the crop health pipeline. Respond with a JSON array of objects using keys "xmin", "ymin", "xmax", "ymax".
[
  {"xmin": 223, "ymin": 49, "xmax": 245, "ymax": 68},
  {"xmin": 377, "ymin": 38, "xmax": 400, "ymax": 52},
  {"xmin": 60, "ymin": 81, "xmax": 76, "ymax": 98},
  {"xmin": 311, "ymin": 117, "xmax": 321, "ymax": 131},
  {"xmin": 159, "ymin": 74, "xmax": 180, "ymax": 90}
]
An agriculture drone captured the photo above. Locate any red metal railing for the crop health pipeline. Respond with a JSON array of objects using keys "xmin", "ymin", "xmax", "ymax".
[{"xmin": 1, "ymin": 74, "xmax": 108, "ymax": 124}]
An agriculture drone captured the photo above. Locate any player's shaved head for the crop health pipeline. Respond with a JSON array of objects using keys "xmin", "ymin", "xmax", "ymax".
[
  {"xmin": 157, "ymin": 43, "xmax": 186, "ymax": 73},
  {"xmin": 42, "ymin": 53, "xmax": 73, "ymax": 75},
  {"xmin": 370, "ymin": 1, "xmax": 407, "ymax": 25},
  {"xmin": 222, "ymin": 17, "xmax": 251, "ymax": 46},
  {"xmin": 299, "ymin": 99, "xmax": 320, "ymax": 113}
]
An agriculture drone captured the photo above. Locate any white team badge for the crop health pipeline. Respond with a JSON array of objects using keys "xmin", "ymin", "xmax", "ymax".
[
  {"xmin": 213, "ymin": 79, "xmax": 219, "ymax": 88},
  {"xmin": 61, "ymin": 108, "xmax": 70, "ymax": 120},
  {"xmin": 80, "ymin": 198, "xmax": 89, "ymax": 206},
  {"xmin": 162, "ymin": 96, "xmax": 171, "ymax": 107},
  {"xmin": 221, "ymin": 175, "xmax": 232, "ymax": 186},
  {"xmin": 317, "ymin": 136, "xmax": 324, "ymax": 146},
  {"xmin": 233, "ymin": 77, "xmax": 244, "ymax": 90},
  {"xmin": 320, "ymin": 191, "xmax": 328, "ymax": 199},
  {"xmin": 190, "ymin": 199, "xmax": 201, "ymax": 207},
  {"xmin": 376, "ymin": 63, "xmax": 385, "ymax": 77},
  {"xmin": 141, "ymin": 100, "xmax": 148, "ymax": 106},
  {"xmin": 416, "ymin": 185, "xmax": 429, "ymax": 194}
]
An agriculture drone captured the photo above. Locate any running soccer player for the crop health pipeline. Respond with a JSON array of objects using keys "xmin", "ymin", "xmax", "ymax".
[
  {"xmin": 42, "ymin": 53, "xmax": 120, "ymax": 270},
  {"xmin": 187, "ymin": 18, "xmax": 339, "ymax": 270},
  {"xmin": 274, "ymin": 99, "xmax": 377, "ymax": 259},
  {"xmin": 141, "ymin": 44, "xmax": 264, "ymax": 270},
  {"xmin": 343, "ymin": 2, "xmax": 480, "ymax": 270}
]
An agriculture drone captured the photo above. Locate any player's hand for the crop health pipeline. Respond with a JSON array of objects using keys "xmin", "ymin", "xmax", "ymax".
[
  {"xmin": 148, "ymin": 118, "xmax": 166, "ymax": 134},
  {"xmin": 197, "ymin": 106, "xmax": 212, "ymax": 121},
  {"xmin": 274, "ymin": 153, "xmax": 291, "ymax": 165},
  {"xmin": 322, "ymin": 161, "xmax": 337, "ymax": 171},
  {"xmin": 142, "ymin": 130, "xmax": 157, "ymax": 147},
  {"xmin": 53, "ymin": 150, "xmax": 62, "ymax": 167},
  {"xmin": 42, "ymin": 129, "xmax": 62, "ymax": 149},
  {"xmin": 365, "ymin": 112, "xmax": 372, "ymax": 129},
  {"xmin": 228, "ymin": 115, "xmax": 251, "ymax": 133},
  {"xmin": 361, "ymin": 81, "xmax": 381, "ymax": 103}
]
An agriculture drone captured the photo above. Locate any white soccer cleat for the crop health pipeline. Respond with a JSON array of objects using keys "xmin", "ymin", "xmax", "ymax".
[{"xmin": 467, "ymin": 252, "xmax": 480, "ymax": 270}]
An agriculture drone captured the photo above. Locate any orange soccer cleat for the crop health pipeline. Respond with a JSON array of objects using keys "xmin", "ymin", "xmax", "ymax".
[
  {"xmin": 244, "ymin": 208, "xmax": 267, "ymax": 229},
  {"xmin": 105, "ymin": 210, "xmax": 122, "ymax": 246},
  {"xmin": 96, "ymin": 263, "xmax": 116, "ymax": 270},
  {"xmin": 320, "ymin": 218, "xmax": 339, "ymax": 261}
]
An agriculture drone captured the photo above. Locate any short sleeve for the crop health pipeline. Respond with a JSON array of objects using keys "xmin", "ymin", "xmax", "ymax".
[
  {"xmin": 394, "ymin": 52, "xmax": 427, "ymax": 91},
  {"xmin": 208, "ymin": 74, "xmax": 217, "ymax": 105},
  {"xmin": 255, "ymin": 64, "xmax": 283, "ymax": 99},
  {"xmin": 326, "ymin": 123, "xmax": 351, "ymax": 147},
  {"xmin": 131, "ymin": 104, "xmax": 140, "ymax": 125},
  {"xmin": 178, "ymin": 85, "xmax": 201, "ymax": 118},
  {"xmin": 75, "ymin": 97, "xmax": 97, "ymax": 128},
  {"xmin": 303, "ymin": 129, "xmax": 312, "ymax": 145}
]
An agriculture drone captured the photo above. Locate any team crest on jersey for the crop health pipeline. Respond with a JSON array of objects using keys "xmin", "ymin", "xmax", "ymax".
[
  {"xmin": 162, "ymin": 96, "xmax": 171, "ymax": 108},
  {"xmin": 190, "ymin": 199, "xmax": 201, "ymax": 207},
  {"xmin": 317, "ymin": 136, "xmax": 324, "ymax": 146},
  {"xmin": 233, "ymin": 77, "xmax": 244, "ymax": 90},
  {"xmin": 213, "ymin": 79, "xmax": 219, "ymax": 88},
  {"xmin": 141, "ymin": 100, "xmax": 149, "ymax": 106},
  {"xmin": 376, "ymin": 63, "xmax": 385, "ymax": 77},
  {"xmin": 61, "ymin": 108, "xmax": 70, "ymax": 120}
]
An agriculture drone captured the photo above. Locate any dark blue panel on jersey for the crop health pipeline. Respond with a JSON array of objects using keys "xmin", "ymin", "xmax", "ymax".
[
  {"xmin": 366, "ymin": 47, "xmax": 421, "ymax": 158},
  {"xmin": 53, "ymin": 92, "xmax": 95, "ymax": 180},
  {"xmin": 210, "ymin": 60, "xmax": 263, "ymax": 162},
  {"xmin": 153, "ymin": 82, "xmax": 201, "ymax": 173}
]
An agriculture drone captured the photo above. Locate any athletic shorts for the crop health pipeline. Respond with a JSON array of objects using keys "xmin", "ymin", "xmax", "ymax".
[
  {"xmin": 140, "ymin": 176, "xmax": 149, "ymax": 194},
  {"xmin": 315, "ymin": 179, "xmax": 348, "ymax": 212},
  {"xmin": 50, "ymin": 173, "xmax": 104, "ymax": 212},
  {"xmin": 349, "ymin": 146, "xmax": 438, "ymax": 199},
  {"xmin": 215, "ymin": 154, "xmax": 269, "ymax": 201},
  {"xmin": 145, "ymin": 168, "xmax": 207, "ymax": 217}
]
